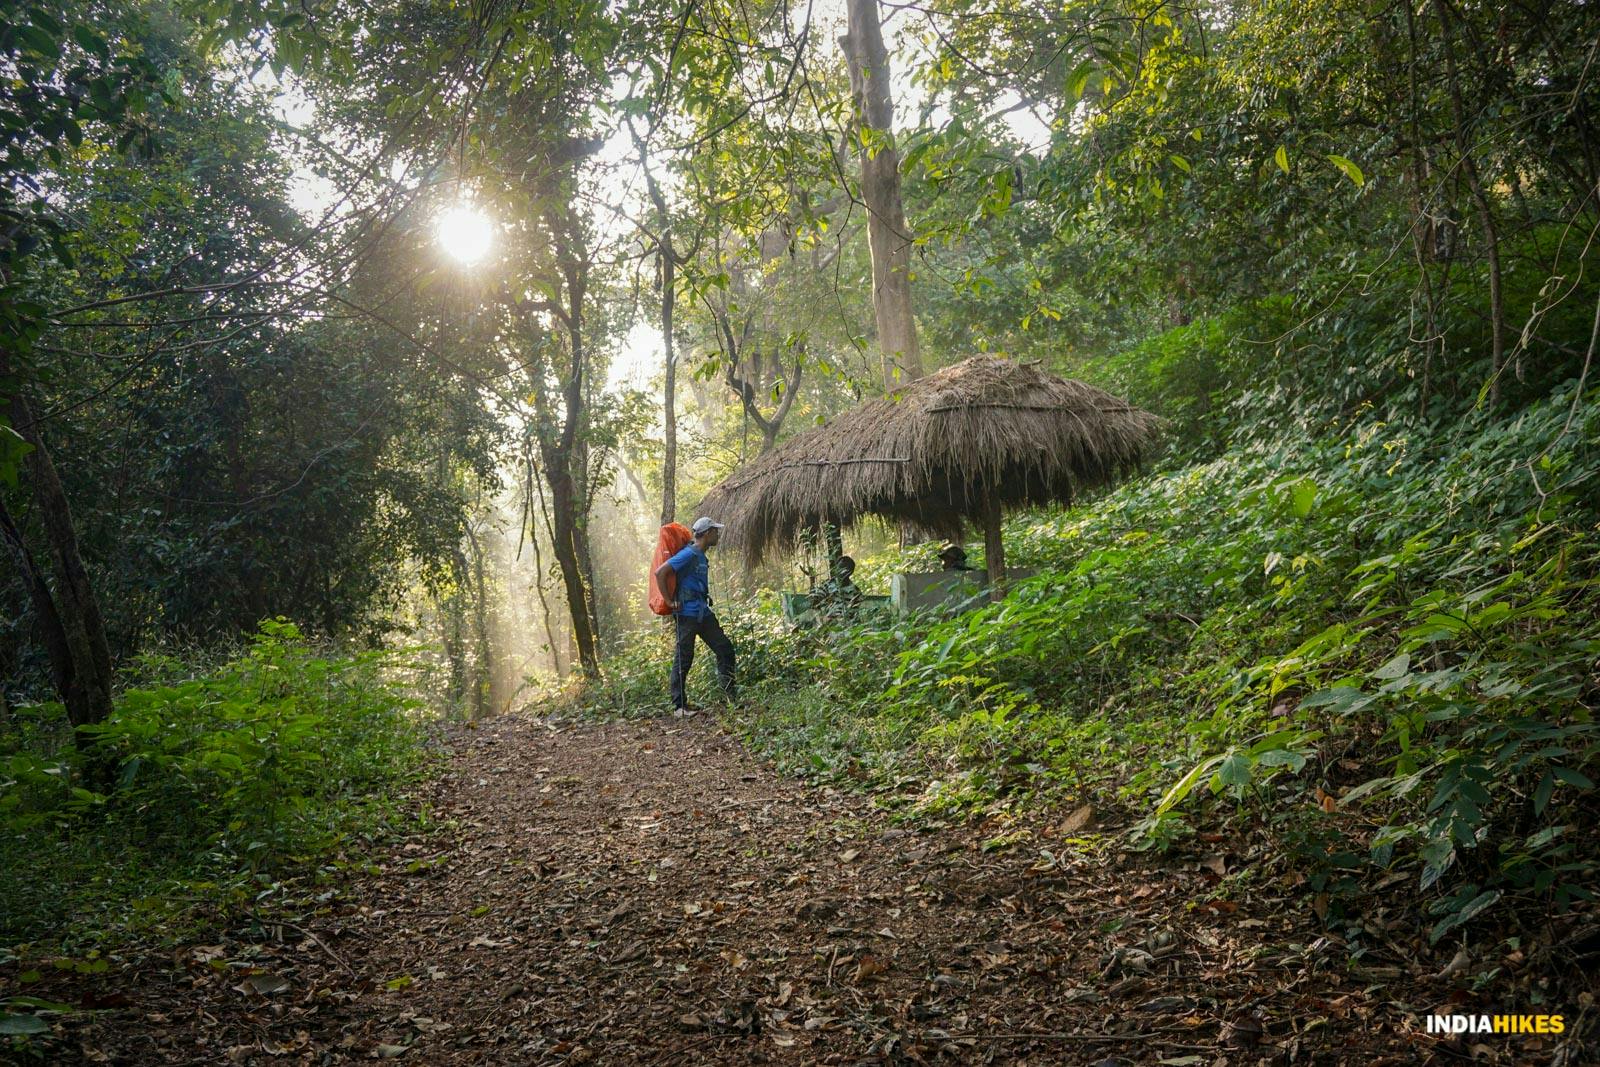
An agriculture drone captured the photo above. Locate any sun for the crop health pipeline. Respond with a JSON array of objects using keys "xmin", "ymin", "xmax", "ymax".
[{"xmin": 436, "ymin": 204, "xmax": 495, "ymax": 265}]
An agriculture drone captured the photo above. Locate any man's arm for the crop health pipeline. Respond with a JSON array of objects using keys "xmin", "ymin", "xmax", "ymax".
[{"xmin": 654, "ymin": 559, "xmax": 680, "ymax": 607}]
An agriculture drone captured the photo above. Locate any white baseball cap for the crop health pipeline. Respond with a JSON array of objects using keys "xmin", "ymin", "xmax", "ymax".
[{"xmin": 691, "ymin": 516, "xmax": 724, "ymax": 535}]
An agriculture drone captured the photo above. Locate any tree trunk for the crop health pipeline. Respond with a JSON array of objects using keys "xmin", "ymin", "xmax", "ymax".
[
  {"xmin": 520, "ymin": 202, "xmax": 603, "ymax": 681},
  {"xmin": 573, "ymin": 490, "xmax": 602, "ymax": 651},
  {"xmin": 1433, "ymin": 0, "xmax": 1505, "ymax": 400},
  {"xmin": 982, "ymin": 488, "xmax": 1006, "ymax": 602},
  {"xmin": 822, "ymin": 520, "xmax": 844, "ymax": 574},
  {"xmin": 660, "ymin": 248, "xmax": 678, "ymax": 525},
  {"xmin": 525, "ymin": 455, "xmax": 566, "ymax": 677},
  {"xmin": 463, "ymin": 526, "xmax": 492, "ymax": 719},
  {"xmin": 841, "ymin": 0, "xmax": 922, "ymax": 389},
  {"xmin": 441, "ymin": 575, "xmax": 468, "ymax": 712},
  {"xmin": 531, "ymin": 544, "xmax": 564, "ymax": 678},
  {"xmin": 1403, "ymin": 1, "xmax": 1440, "ymax": 419},
  {"xmin": 1, "ymin": 385, "xmax": 115, "ymax": 734},
  {"xmin": 546, "ymin": 462, "xmax": 600, "ymax": 677}
]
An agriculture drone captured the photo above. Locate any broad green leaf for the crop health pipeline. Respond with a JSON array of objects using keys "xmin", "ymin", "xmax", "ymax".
[
  {"xmin": 1534, "ymin": 771, "xmax": 1555, "ymax": 815},
  {"xmin": 1290, "ymin": 479, "xmax": 1317, "ymax": 518},
  {"xmin": 1551, "ymin": 766, "xmax": 1594, "ymax": 790},
  {"xmin": 1256, "ymin": 749, "xmax": 1306, "ymax": 771},
  {"xmin": 1371, "ymin": 653, "xmax": 1410, "ymax": 680},
  {"xmin": 0, "ymin": 423, "xmax": 35, "ymax": 488},
  {"xmin": 1274, "ymin": 145, "xmax": 1289, "ymax": 174},
  {"xmin": 0, "ymin": 1014, "xmax": 49, "ymax": 1035},
  {"xmin": 1327, "ymin": 154, "xmax": 1364, "ymax": 186},
  {"xmin": 1065, "ymin": 59, "xmax": 1097, "ymax": 103},
  {"xmin": 1524, "ymin": 825, "xmax": 1567, "ymax": 849},
  {"xmin": 1217, "ymin": 753, "xmax": 1252, "ymax": 788},
  {"xmin": 1430, "ymin": 888, "xmax": 1501, "ymax": 942},
  {"xmin": 1299, "ymin": 686, "xmax": 1373, "ymax": 715},
  {"xmin": 1155, "ymin": 754, "xmax": 1223, "ymax": 815}
]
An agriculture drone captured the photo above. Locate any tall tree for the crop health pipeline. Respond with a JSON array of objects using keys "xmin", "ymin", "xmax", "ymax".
[
  {"xmin": 627, "ymin": 115, "xmax": 687, "ymax": 524},
  {"xmin": 512, "ymin": 188, "xmax": 606, "ymax": 678},
  {"xmin": 1, "ymin": 3, "xmax": 164, "ymax": 732},
  {"xmin": 842, "ymin": 0, "xmax": 922, "ymax": 388}
]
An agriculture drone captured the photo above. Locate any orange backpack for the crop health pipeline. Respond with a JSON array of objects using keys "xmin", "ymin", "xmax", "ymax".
[{"xmin": 648, "ymin": 523, "xmax": 694, "ymax": 615}]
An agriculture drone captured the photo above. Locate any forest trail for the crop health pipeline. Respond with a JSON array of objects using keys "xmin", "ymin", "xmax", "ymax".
[{"xmin": 52, "ymin": 715, "xmax": 1448, "ymax": 1065}]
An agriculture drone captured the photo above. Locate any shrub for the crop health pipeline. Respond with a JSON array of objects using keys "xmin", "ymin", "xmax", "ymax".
[
  {"xmin": 585, "ymin": 381, "xmax": 1598, "ymax": 945},
  {"xmin": 0, "ymin": 620, "xmax": 427, "ymax": 945}
]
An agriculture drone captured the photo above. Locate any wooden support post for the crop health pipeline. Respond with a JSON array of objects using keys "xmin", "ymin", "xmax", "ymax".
[{"xmin": 983, "ymin": 488, "xmax": 1005, "ymax": 601}]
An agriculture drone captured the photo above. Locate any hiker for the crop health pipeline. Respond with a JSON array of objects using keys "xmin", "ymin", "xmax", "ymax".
[
  {"xmin": 938, "ymin": 544, "xmax": 977, "ymax": 572},
  {"xmin": 654, "ymin": 516, "xmax": 736, "ymax": 712},
  {"xmin": 813, "ymin": 554, "xmax": 863, "ymax": 617}
]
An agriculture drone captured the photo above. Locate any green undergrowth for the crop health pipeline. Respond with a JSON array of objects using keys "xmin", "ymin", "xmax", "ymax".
[
  {"xmin": 583, "ymin": 382, "xmax": 1599, "ymax": 946},
  {"xmin": 0, "ymin": 620, "xmax": 432, "ymax": 953}
]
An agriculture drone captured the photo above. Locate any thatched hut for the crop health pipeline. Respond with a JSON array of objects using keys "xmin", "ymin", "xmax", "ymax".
[{"xmin": 698, "ymin": 355, "xmax": 1162, "ymax": 587}]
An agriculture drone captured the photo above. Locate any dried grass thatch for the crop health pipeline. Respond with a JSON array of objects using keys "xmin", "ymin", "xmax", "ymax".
[{"xmin": 698, "ymin": 355, "xmax": 1162, "ymax": 569}]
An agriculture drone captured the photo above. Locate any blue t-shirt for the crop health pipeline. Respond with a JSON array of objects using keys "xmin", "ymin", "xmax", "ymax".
[{"xmin": 666, "ymin": 543, "xmax": 711, "ymax": 618}]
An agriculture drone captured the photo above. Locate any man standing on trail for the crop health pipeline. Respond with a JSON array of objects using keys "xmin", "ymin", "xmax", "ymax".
[{"xmin": 654, "ymin": 516, "xmax": 736, "ymax": 713}]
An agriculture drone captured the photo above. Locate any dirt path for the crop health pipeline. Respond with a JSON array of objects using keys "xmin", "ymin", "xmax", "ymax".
[{"xmin": 24, "ymin": 714, "xmax": 1558, "ymax": 1064}]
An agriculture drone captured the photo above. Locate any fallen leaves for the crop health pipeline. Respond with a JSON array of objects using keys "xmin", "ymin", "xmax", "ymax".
[
  {"xmin": 852, "ymin": 954, "xmax": 889, "ymax": 982},
  {"xmin": 232, "ymin": 973, "xmax": 291, "ymax": 996},
  {"xmin": 1222, "ymin": 1011, "xmax": 1266, "ymax": 1048},
  {"xmin": 20, "ymin": 714, "xmax": 1518, "ymax": 1067},
  {"xmin": 1059, "ymin": 802, "xmax": 1096, "ymax": 834},
  {"xmin": 610, "ymin": 941, "xmax": 648, "ymax": 964}
]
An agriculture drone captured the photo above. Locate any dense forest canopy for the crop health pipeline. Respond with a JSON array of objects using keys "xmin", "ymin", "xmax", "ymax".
[
  {"xmin": 7, "ymin": 0, "xmax": 1594, "ymax": 684},
  {"xmin": 1, "ymin": 0, "xmax": 1598, "ymax": 1055}
]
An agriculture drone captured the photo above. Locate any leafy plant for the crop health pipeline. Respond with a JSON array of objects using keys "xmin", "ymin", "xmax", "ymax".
[
  {"xmin": 582, "ymin": 380, "xmax": 1598, "ymax": 948},
  {"xmin": 0, "ymin": 620, "xmax": 427, "ymax": 945}
]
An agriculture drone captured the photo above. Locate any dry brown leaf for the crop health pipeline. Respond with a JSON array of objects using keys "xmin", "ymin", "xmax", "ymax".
[
  {"xmin": 853, "ymin": 954, "xmax": 889, "ymax": 982},
  {"xmin": 1059, "ymin": 803, "xmax": 1095, "ymax": 834},
  {"xmin": 233, "ymin": 973, "xmax": 291, "ymax": 996}
]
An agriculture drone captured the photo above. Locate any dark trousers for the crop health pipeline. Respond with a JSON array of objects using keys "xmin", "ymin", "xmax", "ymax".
[{"xmin": 670, "ymin": 612, "xmax": 735, "ymax": 709}]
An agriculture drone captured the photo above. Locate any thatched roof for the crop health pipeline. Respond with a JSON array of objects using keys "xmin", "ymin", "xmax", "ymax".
[{"xmin": 698, "ymin": 355, "xmax": 1162, "ymax": 567}]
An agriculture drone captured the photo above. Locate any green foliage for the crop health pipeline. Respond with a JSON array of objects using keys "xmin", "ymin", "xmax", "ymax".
[
  {"xmin": 587, "ymin": 381, "xmax": 1599, "ymax": 945},
  {"xmin": 1068, "ymin": 298, "xmax": 1294, "ymax": 455},
  {"xmin": 0, "ymin": 621, "xmax": 427, "ymax": 946},
  {"xmin": 5, "ymin": 0, "xmax": 1599, "ymax": 973},
  {"xmin": 905, "ymin": 0, "xmax": 1597, "ymax": 433},
  {"xmin": 0, "ymin": 17, "xmax": 504, "ymax": 686}
]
